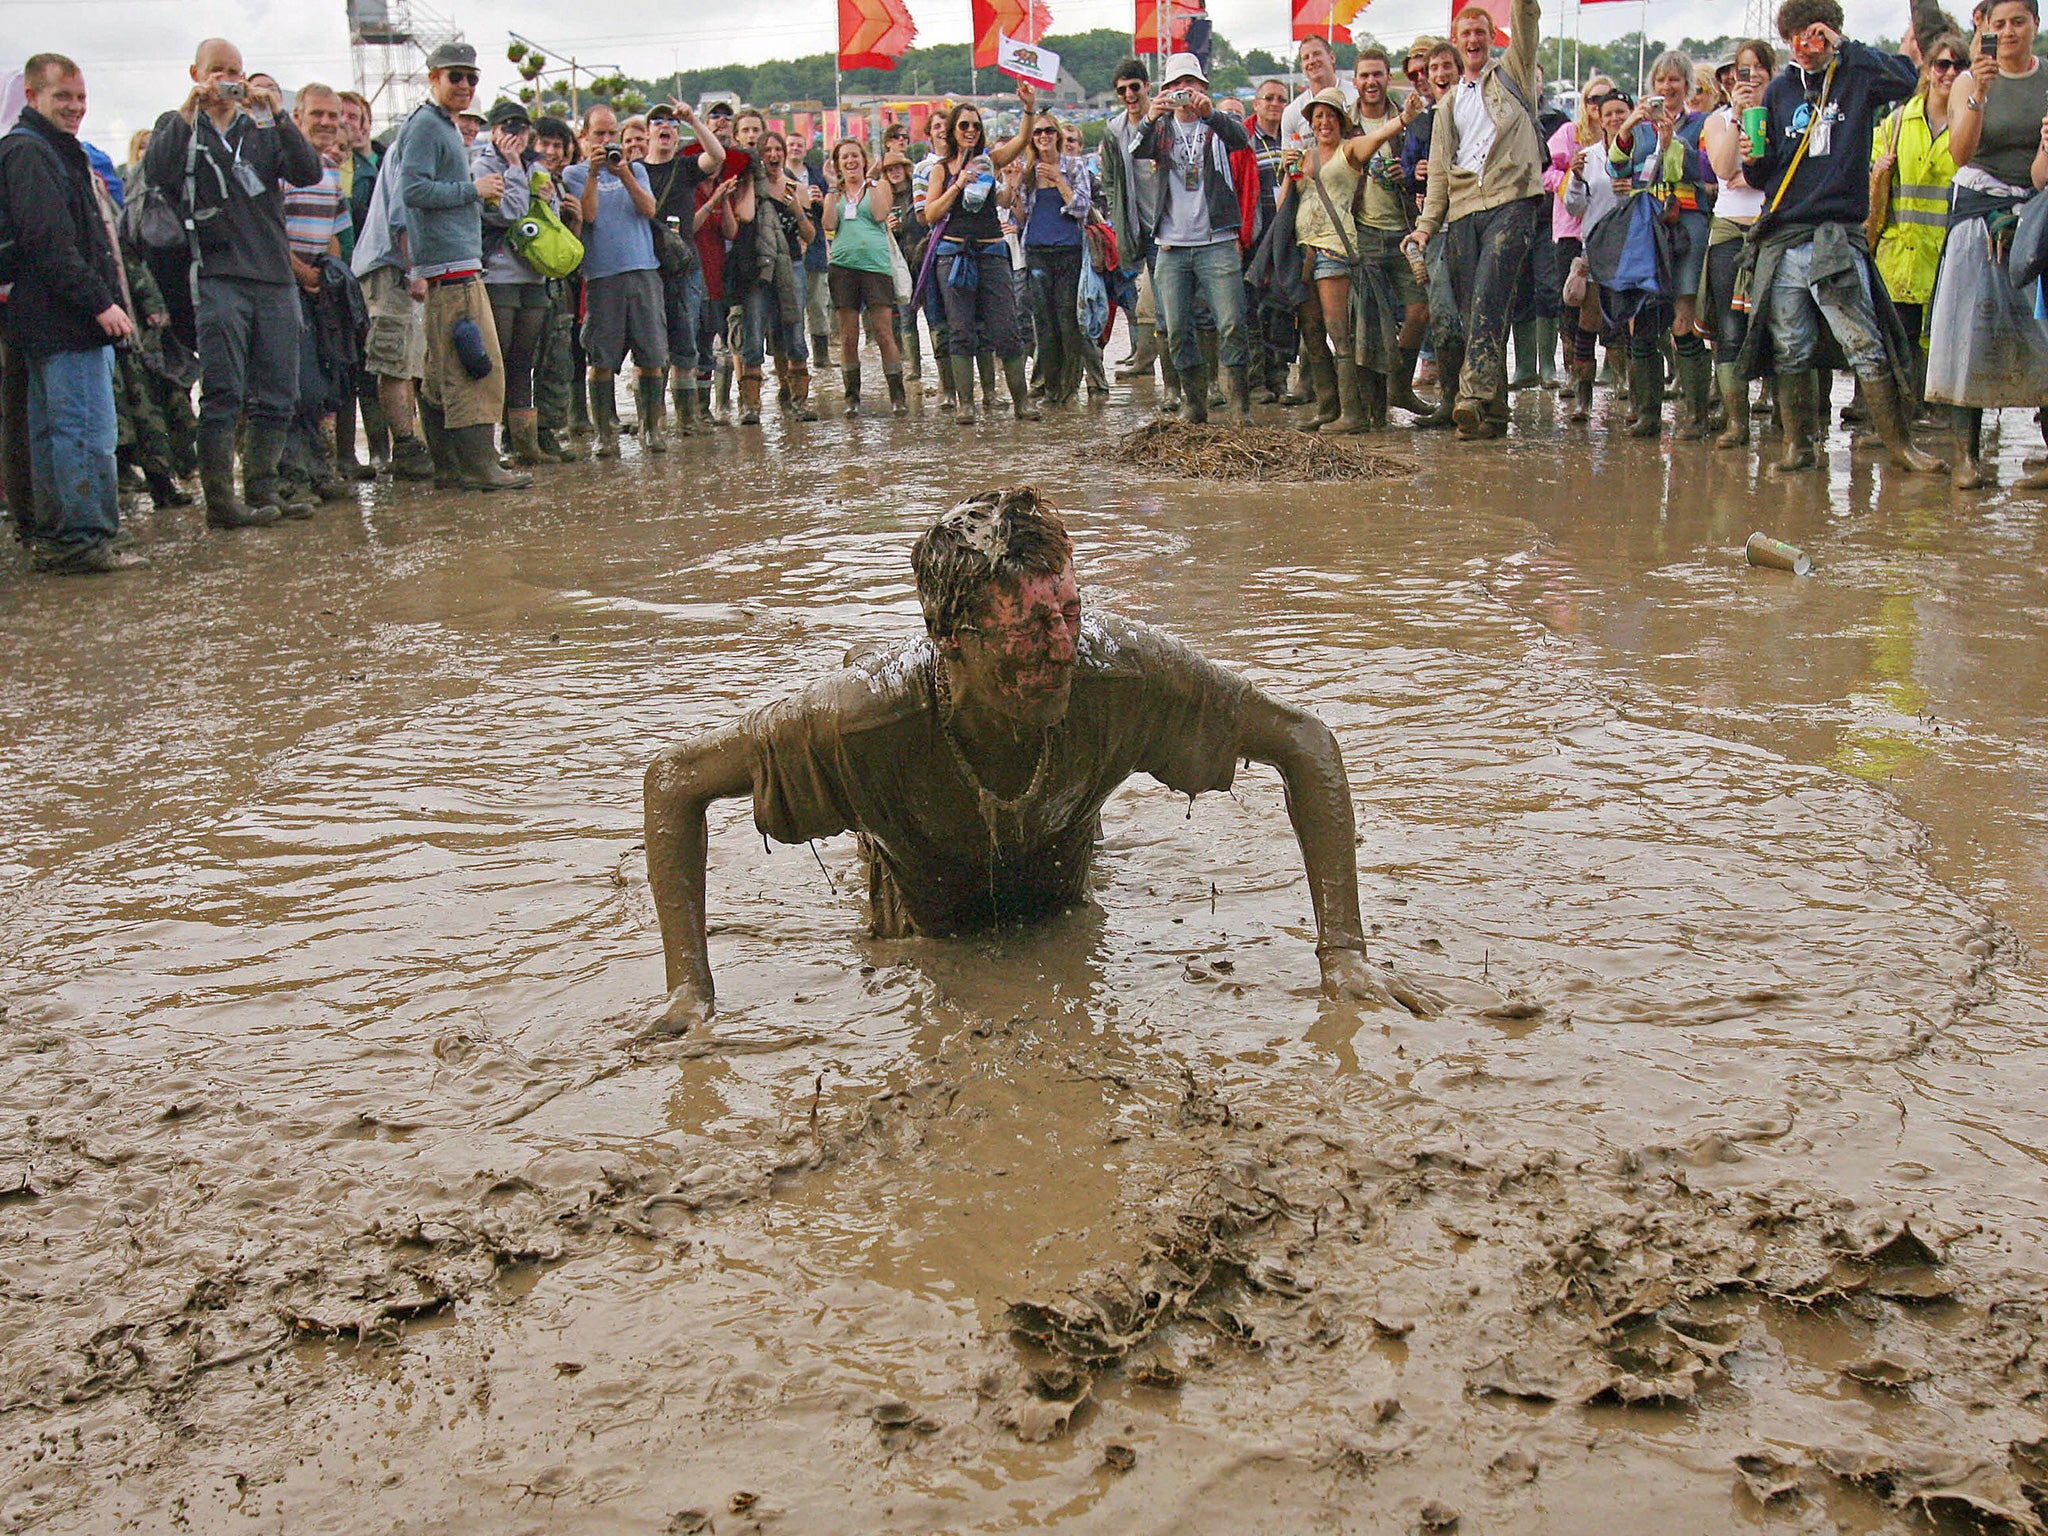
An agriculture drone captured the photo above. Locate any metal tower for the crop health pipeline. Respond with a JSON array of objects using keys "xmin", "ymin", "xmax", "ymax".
[
  {"xmin": 348, "ymin": 0, "xmax": 464, "ymax": 132},
  {"xmin": 1742, "ymin": 0, "xmax": 1773, "ymax": 43}
]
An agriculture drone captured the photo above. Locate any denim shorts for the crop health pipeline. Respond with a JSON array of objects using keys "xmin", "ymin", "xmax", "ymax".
[{"xmin": 1311, "ymin": 249, "xmax": 1352, "ymax": 281}]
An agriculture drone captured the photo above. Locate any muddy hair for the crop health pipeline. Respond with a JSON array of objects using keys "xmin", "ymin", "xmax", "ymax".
[
  {"xmin": 1775, "ymin": 0, "xmax": 1845, "ymax": 39},
  {"xmin": 912, "ymin": 489, "xmax": 1074, "ymax": 642}
]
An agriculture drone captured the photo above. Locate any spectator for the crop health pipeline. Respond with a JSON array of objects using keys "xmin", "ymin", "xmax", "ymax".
[
  {"xmin": 0, "ymin": 51, "xmax": 142, "ymax": 571},
  {"xmin": 1702, "ymin": 45, "xmax": 1775, "ymax": 445},
  {"xmin": 642, "ymin": 101, "xmax": 724, "ymax": 438},
  {"xmin": 1133, "ymin": 53, "xmax": 1253, "ymax": 422},
  {"xmin": 1101, "ymin": 59, "xmax": 1179, "ymax": 407},
  {"xmin": 348, "ymin": 123, "xmax": 435, "ymax": 482},
  {"xmin": 733, "ymin": 129, "xmax": 819, "ymax": 422},
  {"xmin": 474, "ymin": 99, "xmax": 553, "ymax": 465},
  {"xmin": 1246, "ymin": 78, "xmax": 1295, "ymax": 402},
  {"xmin": 391, "ymin": 41, "xmax": 530, "ymax": 490},
  {"xmin": 1281, "ymin": 36, "xmax": 1358, "ymax": 146},
  {"xmin": 530, "ymin": 115, "xmax": 584, "ymax": 458},
  {"xmin": 279, "ymin": 81, "xmax": 357, "ymax": 505},
  {"xmin": 146, "ymin": 37, "xmax": 323, "ymax": 527},
  {"xmin": 566, "ymin": 103, "xmax": 668, "ymax": 456},
  {"xmin": 1404, "ymin": 0, "xmax": 1548, "ymax": 440},
  {"xmin": 822, "ymin": 136, "xmax": 907, "ymax": 414},
  {"xmin": 1017, "ymin": 114, "xmax": 1092, "ymax": 407},
  {"xmin": 1867, "ymin": 33, "xmax": 1961, "ymax": 421}
]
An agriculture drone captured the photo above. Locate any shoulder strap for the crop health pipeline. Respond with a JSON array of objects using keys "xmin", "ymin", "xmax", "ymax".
[
  {"xmin": 1766, "ymin": 59, "xmax": 1835, "ymax": 217},
  {"xmin": 1305, "ymin": 147, "xmax": 1359, "ymax": 264}
]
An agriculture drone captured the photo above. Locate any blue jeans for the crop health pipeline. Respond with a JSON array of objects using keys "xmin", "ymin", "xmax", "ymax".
[
  {"xmin": 26, "ymin": 346, "xmax": 120, "ymax": 556},
  {"xmin": 738, "ymin": 283, "xmax": 807, "ymax": 368},
  {"xmin": 662, "ymin": 266, "xmax": 704, "ymax": 375},
  {"xmin": 1154, "ymin": 239, "xmax": 1246, "ymax": 372},
  {"xmin": 1766, "ymin": 235, "xmax": 1888, "ymax": 376}
]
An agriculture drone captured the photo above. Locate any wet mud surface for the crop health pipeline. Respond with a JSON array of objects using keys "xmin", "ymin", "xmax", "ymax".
[{"xmin": 2, "ymin": 380, "xmax": 2046, "ymax": 1533}]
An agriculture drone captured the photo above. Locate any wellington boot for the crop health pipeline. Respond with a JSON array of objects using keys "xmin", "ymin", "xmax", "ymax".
[
  {"xmin": 1198, "ymin": 331, "xmax": 1224, "ymax": 406},
  {"xmin": 1388, "ymin": 345, "xmax": 1431, "ymax": 416},
  {"xmin": 950, "ymin": 356, "xmax": 978, "ymax": 424},
  {"xmin": 1279, "ymin": 359, "xmax": 1310, "ymax": 407},
  {"xmin": 712, "ymin": 358, "xmax": 733, "ymax": 424},
  {"xmin": 145, "ymin": 469, "xmax": 195, "ymax": 508},
  {"xmin": 1361, "ymin": 367, "xmax": 1390, "ymax": 430},
  {"xmin": 591, "ymin": 374, "xmax": 621, "ymax": 457},
  {"xmin": 1297, "ymin": 347, "xmax": 1339, "ymax": 433},
  {"xmin": 198, "ymin": 423, "xmax": 278, "ymax": 529},
  {"xmin": 1180, "ymin": 359, "xmax": 1209, "ymax": 424},
  {"xmin": 451, "ymin": 423, "xmax": 533, "ymax": 491},
  {"xmin": 1413, "ymin": 345, "xmax": 1462, "ymax": 429},
  {"xmin": 1159, "ymin": 349, "xmax": 1183, "ymax": 413},
  {"xmin": 538, "ymin": 425, "xmax": 580, "ymax": 462},
  {"xmin": 388, "ymin": 432, "xmax": 437, "ymax": 481},
  {"xmin": 737, "ymin": 366, "xmax": 763, "ymax": 426},
  {"xmin": 243, "ymin": 422, "xmax": 317, "ymax": 518},
  {"xmin": 636, "ymin": 375, "xmax": 668, "ymax": 453},
  {"xmin": 843, "ymin": 365, "xmax": 862, "ymax": 416},
  {"xmin": 1329, "ymin": 358, "xmax": 1369, "ymax": 434},
  {"xmin": 1714, "ymin": 363, "xmax": 1750, "ymax": 449},
  {"xmin": 936, "ymin": 347, "xmax": 957, "ymax": 410},
  {"xmin": 1534, "ymin": 318, "xmax": 1559, "ymax": 386},
  {"xmin": 1863, "ymin": 372, "xmax": 1947, "ymax": 473},
  {"xmin": 1674, "ymin": 346, "xmax": 1713, "ymax": 441},
  {"xmin": 569, "ymin": 374, "xmax": 591, "ymax": 437},
  {"xmin": 1772, "ymin": 371, "xmax": 1820, "ymax": 474},
  {"xmin": 1223, "ymin": 363, "xmax": 1252, "ymax": 422},
  {"xmin": 811, "ymin": 331, "xmax": 834, "ymax": 370},
  {"xmin": 507, "ymin": 409, "xmax": 548, "ymax": 466},
  {"xmin": 1627, "ymin": 347, "xmax": 1663, "ymax": 439},
  {"xmin": 671, "ymin": 381, "xmax": 700, "ymax": 438},
  {"xmin": 1004, "ymin": 356, "xmax": 1041, "ymax": 420},
  {"xmin": 787, "ymin": 363, "xmax": 818, "ymax": 422},
  {"xmin": 976, "ymin": 353, "xmax": 999, "ymax": 415},
  {"xmin": 886, "ymin": 367, "xmax": 908, "ymax": 415},
  {"xmin": 1508, "ymin": 319, "xmax": 1540, "ymax": 389},
  {"xmin": 1116, "ymin": 321, "xmax": 1158, "ymax": 379}
]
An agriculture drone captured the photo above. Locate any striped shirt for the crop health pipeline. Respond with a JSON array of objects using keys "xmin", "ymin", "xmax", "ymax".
[{"xmin": 281, "ymin": 162, "xmax": 349, "ymax": 261}]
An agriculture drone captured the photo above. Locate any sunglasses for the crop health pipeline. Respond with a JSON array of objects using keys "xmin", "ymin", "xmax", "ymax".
[
  {"xmin": 1929, "ymin": 55, "xmax": 1963, "ymax": 68},
  {"xmin": 957, "ymin": 119, "xmax": 982, "ymax": 131},
  {"xmin": 1033, "ymin": 126, "xmax": 1059, "ymax": 135},
  {"xmin": 1116, "ymin": 82, "xmax": 1145, "ymax": 94},
  {"xmin": 444, "ymin": 69, "xmax": 480, "ymax": 85}
]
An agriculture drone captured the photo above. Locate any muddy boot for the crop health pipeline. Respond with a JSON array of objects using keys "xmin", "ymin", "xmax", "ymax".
[
  {"xmin": 1279, "ymin": 357, "xmax": 1310, "ymax": 407},
  {"xmin": 1328, "ymin": 357, "xmax": 1369, "ymax": 434},
  {"xmin": 737, "ymin": 366, "xmax": 763, "ymax": 426},
  {"xmin": 198, "ymin": 422, "xmax": 278, "ymax": 529},
  {"xmin": 1116, "ymin": 321, "xmax": 1158, "ymax": 379},
  {"xmin": 243, "ymin": 422, "xmax": 317, "ymax": 519},
  {"xmin": 1413, "ymin": 343, "xmax": 1461, "ymax": 429},
  {"xmin": 1771, "ymin": 370, "xmax": 1820, "ymax": 474},
  {"xmin": 1197, "ymin": 330, "xmax": 1224, "ymax": 407},
  {"xmin": 388, "ymin": 430, "xmax": 437, "ymax": 482},
  {"xmin": 1180, "ymin": 357, "xmax": 1209, "ymax": 424},
  {"xmin": 1509, "ymin": 319, "xmax": 1540, "ymax": 390},
  {"xmin": 1535, "ymin": 318, "xmax": 1559, "ymax": 387},
  {"xmin": 334, "ymin": 395, "xmax": 373, "ymax": 482},
  {"xmin": 712, "ymin": 357, "xmax": 734, "ymax": 424},
  {"xmin": 539, "ymin": 424, "xmax": 579, "ymax": 462},
  {"xmin": 1672, "ymin": 337, "xmax": 1712, "ymax": 441},
  {"xmin": 360, "ymin": 390, "xmax": 392, "ymax": 472},
  {"xmin": 636, "ymin": 375, "xmax": 668, "ymax": 453},
  {"xmin": 950, "ymin": 355, "xmax": 978, "ymax": 425},
  {"xmin": 811, "ymin": 331, "xmax": 834, "ymax": 371},
  {"xmin": 886, "ymin": 366, "xmax": 908, "ymax": 416},
  {"xmin": 1951, "ymin": 407, "xmax": 1991, "ymax": 489},
  {"xmin": 1223, "ymin": 362, "xmax": 1252, "ymax": 422},
  {"xmin": 145, "ymin": 468, "xmax": 195, "ymax": 508},
  {"xmin": 1159, "ymin": 349, "xmax": 1183, "ymax": 414},
  {"xmin": 1862, "ymin": 372, "xmax": 1947, "ymax": 474},
  {"xmin": 1361, "ymin": 367, "xmax": 1390, "ymax": 430},
  {"xmin": 787, "ymin": 362, "xmax": 819, "ymax": 422},
  {"xmin": 1296, "ymin": 346, "xmax": 1339, "ymax": 433},
  {"xmin": 589, "ymin": 373, "xmax": 621, "ymax": 458},
  {"xmin": 1627, "ymin": 341, "xmax": 1663, "ymax": 439},
  {"xmin": 1713, "ymin": 363, "xmax": 1751, "ymax": 449},
  {"xmin": 1004, "ymin": 356, "xmax": 1041, "ymax": 421},
  {"xmin": 936, "ymin": 345, "xmax": 957, "ymax": 411},
  {"xmin": 451, "ymin": 424, "xmax": 533, "ymax": 491},
  {"xmin": 1569, "ymin": 359, "xmax": 1595, "ymax": 422},
  {"xmin": 843, "ymin": 364, "xmax": 862, "ymax": 416},
  {"xmin": 1388, "ymin": 345, "xmax": 1430, "ymax": 417},
  {"xmin": 415, "ymin": 400, "xmax": 462, "ymax": 487},
  {"xmin": 976, "ymin": 352, "xmax": 999, "ymax": 416},
  {"xmin": 671, "ymin": 378, "xmax": 699, "ymax": 438},
  {"xmin": 505, "ymin": 408, "xmax": 548, "ymax": 466}
]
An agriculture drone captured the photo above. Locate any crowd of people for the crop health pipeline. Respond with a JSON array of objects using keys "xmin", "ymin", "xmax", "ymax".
[{"xmin": 3, "ymin": 0, "xmax": 2047, "ymax": 574}]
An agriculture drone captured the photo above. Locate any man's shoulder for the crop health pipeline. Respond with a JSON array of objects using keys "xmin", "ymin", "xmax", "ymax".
[
  {"xmin": 746, "ymin": 635, "xmax": 937, "ymax": 744},
  {"xmin": 1074, "ymin": 611, "xmax": 1231, "ymax": 688}
]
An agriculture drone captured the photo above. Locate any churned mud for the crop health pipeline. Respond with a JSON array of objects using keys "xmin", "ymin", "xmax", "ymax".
[{"xmin": 2, "ymin": 378, "xmax": 2046, "ymax": 1533}]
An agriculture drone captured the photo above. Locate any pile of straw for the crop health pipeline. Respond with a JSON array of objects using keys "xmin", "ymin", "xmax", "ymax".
[{"xmin": 1108, "ymin": 420, "xmax": 1413, "ymax": 483}]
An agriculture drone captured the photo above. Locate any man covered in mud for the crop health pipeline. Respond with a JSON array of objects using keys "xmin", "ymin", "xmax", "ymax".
[{"xmin": 644, "ymin": 487, "xmax": 1439, "ymax": 1033}]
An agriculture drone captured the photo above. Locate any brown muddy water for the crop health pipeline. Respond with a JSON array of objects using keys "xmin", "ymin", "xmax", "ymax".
[{"xmin": 2, "ymin": 379, "xmax": 2046, "ymax": 1535}]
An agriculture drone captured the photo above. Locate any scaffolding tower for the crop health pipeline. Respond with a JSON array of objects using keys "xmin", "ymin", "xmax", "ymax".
[
  {"xmin": 1742, "ymin": 0, "xmax": 1773, "ymax": 44},
  {"xmin": 348, "ymin": 0, "xmax": 465, "ymax": 133}
]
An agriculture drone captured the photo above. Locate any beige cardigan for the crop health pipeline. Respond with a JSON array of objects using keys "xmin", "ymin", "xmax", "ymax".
[{"xmin": 1413, "ymin": 0, "xmax": 1546, "ymax": 242}]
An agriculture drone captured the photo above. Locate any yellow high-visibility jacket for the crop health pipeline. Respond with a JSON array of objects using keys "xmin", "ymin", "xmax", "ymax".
[{"xmin": 1873, "ymin": 95, "xmax": 1956, "ymax": 306}]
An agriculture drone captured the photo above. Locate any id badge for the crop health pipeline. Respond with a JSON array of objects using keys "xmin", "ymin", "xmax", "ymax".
[
  {"xmin": 232, "ymin": 158, "xmax": 267, "ymax": 198},
  {"xmin": 1183, "ymin": 160, "xmax": 1201, "ymax": 191},
  {"xmin": 1808, "ymin": 117, "xmax": 1832, "ymax": 157}
]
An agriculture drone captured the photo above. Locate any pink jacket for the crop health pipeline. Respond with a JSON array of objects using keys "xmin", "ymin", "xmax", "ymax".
[{"xmin": 1544, "ymin": 119, "xmax": 1583, "ymax": 242}]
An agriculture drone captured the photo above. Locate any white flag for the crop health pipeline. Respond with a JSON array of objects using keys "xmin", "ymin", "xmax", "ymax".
[{"xmin": 996, "ymin": 31, "xmax": 1061, "ymax": 91}]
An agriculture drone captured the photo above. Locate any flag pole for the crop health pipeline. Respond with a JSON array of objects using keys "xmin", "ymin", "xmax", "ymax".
[{"xmin": 1637, "ymin": 0, "xmax": 1647, "ymax": 95}]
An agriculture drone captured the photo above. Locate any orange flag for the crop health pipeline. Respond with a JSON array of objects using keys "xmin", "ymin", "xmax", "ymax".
[
  {"xmin": 1135, "ymin": 0, "xmax": 1201, "ymax": 55},
  {"xmin": 1291, "ymin": 0, "xmax": 1368, "ymax": 44},
  {"xmin": 840, "ymin": 0, "xmax": 918, "ymax": 71},
  {"xmin": 973, "ymin": 0, "xmax": 1053, "ymax": 70}
]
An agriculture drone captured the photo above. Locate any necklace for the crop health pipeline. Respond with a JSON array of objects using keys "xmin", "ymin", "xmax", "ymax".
[{"xmin": 931, "ymin": 660, "xmax": 1055, "ymax": 814}]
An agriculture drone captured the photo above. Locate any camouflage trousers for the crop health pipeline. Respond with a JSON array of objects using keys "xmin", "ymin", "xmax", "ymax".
[
  {"xmin": 533, "ymin": 278, "xmax": 583, "ymax": 434},
  {"xmin": 114, "ymin": 346, "xmax": 196, "ymax": 481}
]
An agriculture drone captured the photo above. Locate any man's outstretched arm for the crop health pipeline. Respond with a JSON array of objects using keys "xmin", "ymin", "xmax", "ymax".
[
  {"xmin": 1236, "ymin": 689, "xmax": 1442, "ymax": 1016},
  {"xmin": 643, "ymin": 725, "xmax": 757, "ymax": 1033}
]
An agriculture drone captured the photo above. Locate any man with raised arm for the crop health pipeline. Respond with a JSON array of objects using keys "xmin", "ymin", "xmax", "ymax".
[{"xmin": 643, "ymin": 488, "xmax": 1440, "ymax": 1034}]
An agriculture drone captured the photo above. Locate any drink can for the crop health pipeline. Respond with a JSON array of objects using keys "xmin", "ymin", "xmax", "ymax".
[
  {"xmin": 1745, "ymin": 531, "xmax": 1812, "ymax": 574},
  {"xmin": 1742, "ymin": 105, "xmax": 1768, "ymax": 146},
  {"xmin": 1405, "ymin": 244, "xmax": 1429, "ymax": 286}
]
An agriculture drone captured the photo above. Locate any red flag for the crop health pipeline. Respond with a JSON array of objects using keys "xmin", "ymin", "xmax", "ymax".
[
  {"xmin": 1291, "ymin": 0, "xmax": 1368, "ymax": 45},
  {"xmin": 839, "ymin": 0, "xmax": 918, "ymax": 71},
  {"xmin": 974, "ymin": 0, "xmax": 1053, "ymax": 70},
  {"xmin": 1136, "ymin": 0, "xmax": 1201, "ymax": 53}
]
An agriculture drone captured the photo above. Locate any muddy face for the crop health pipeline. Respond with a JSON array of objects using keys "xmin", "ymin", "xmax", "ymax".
[{"xmin": 948, "ymin": 564, "xmax": 1081, "ymax": 728}]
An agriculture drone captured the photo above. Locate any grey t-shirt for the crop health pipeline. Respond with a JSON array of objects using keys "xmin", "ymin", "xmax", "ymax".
[{"xmin": 1155, "ymin": 119, "xmax": 1218, "ymax": 247}]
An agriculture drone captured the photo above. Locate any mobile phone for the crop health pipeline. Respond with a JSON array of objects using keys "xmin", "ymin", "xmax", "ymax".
[
  {"xmin": 1739, "ymin": 65, "xmax": 1755, "ymax": 83},
  {"xmin": 1980, "ymin": 31, "xmax": 1998, "ymax": 55}
]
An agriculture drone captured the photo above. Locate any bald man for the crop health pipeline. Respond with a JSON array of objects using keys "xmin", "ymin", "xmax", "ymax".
[{"xmin": 146, "ymin": 38, "xmax": 323, "ymax": 528}]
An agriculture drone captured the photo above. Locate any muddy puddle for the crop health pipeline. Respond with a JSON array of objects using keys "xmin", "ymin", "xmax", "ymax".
[{"xmin": 2, "ymin": 380, "xmax": 2046, "ymax": 1533}]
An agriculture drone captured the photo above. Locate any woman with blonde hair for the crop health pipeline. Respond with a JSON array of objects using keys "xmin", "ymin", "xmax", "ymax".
[
  {"xmin": 1545, "ymin": 75, "xmax": 1615, "ymax": 417},
  {"xmin": 1869, "ymin": 33, "xmax": 1962, "ymax": 426},
  {"xmin": 822, "ymin": 136, "xmax": 907, "ymax": 414},
  {"xmin": 1016, "ymin": 112, "xmax": 1095, "ymax": 406},
  {"xmin": 1702, "ymin": 38, "xmax": 1777, "ymax": 446}
]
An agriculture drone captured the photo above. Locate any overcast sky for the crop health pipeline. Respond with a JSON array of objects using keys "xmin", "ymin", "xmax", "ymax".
[{"xmin": 11, "ymin": 0, "xmax": 1914, "ymax": 159}]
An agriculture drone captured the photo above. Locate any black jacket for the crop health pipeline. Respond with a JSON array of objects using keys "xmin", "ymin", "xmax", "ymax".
[
  {"xmin": 0, "ymin": 108, "xmax": 122, "ymax": 357},
  {"xmin": 143, "ymin": 106, "xmax": 321, "ymax": 285},
  {"xmin": 1132, "ymin": 108, "xmax": 1250, "ymax": 244}
]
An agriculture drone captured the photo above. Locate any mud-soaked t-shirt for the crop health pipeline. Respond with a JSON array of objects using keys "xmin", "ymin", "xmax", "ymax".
[{"xmin": 745, "ymin": 614, "xmax": 1250, "ymax": 937}]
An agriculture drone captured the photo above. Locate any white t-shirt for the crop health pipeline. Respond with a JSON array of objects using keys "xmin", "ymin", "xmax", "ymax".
[
  {"xmin": 1452, "ymin": 76, "xmax": 1497, "ymax": 173},
  {"xmin": 1712, "ymin": 105, "xmax": 1766, "ymax": 220},
  {"xmin": 1280, "ymin": 79, "xmax": 1359, "ymax": 147}
]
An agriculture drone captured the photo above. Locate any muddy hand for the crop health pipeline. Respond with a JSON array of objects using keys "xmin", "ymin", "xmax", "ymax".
[{"xmin": 1319, "ymin": 949, "xmax": 1444, "ymax": 1016}]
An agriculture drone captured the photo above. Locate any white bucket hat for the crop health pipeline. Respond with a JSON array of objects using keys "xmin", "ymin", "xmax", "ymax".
[{"xmin": 1162, "ymin": 51, "xmax": 1208, "ymax": 86}]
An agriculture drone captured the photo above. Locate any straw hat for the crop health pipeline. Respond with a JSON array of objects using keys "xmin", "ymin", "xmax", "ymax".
[{"xmin": 1306, "ymin": 85, "xmax": 1356, "ymax": 133}]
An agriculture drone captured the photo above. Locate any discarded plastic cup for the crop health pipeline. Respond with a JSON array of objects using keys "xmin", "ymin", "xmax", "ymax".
[{"xmin": 1746, "ymin": 531, "xmax": 1812, "ymax": 575}]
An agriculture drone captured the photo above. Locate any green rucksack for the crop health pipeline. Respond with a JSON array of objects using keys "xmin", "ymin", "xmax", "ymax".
[{"xmin": 506, "ymin": 184, "xmax": 583, "ymax": 280}]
